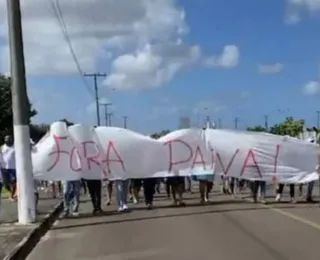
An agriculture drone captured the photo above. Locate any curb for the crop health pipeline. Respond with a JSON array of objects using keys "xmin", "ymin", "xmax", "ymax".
[{"xmin": 3, "ymin": 201, "xmax": 63, "ymax": 260}]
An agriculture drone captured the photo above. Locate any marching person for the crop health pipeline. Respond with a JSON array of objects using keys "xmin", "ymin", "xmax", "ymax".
[
  {"xmin": 194, "ymin": 173, "xmax": 213, "ymax": 204},
  {"xmin": 143, "ymin": 177, "xmax": 157, "ymax": 209},
  {"xmin": 166, "ymin": 175, "xmax": 185, "ymax": 206},
  {"xmin": 115, "ymin": 178, "xmax": 129, "ymax": 212},
  {"xmin": 275, "ymin": 183, "xmax": 296, "ymax": 203},
  {"xmin": 0, "ymin": 135, "xmax": 16, "ymax": 201},
  {"xmin": 250, "ymin": 180, "xmax": 266, "ymax": 203},
  {"xmin": 86, "ymin": 179, "xmax": 103, "ymax": 214},
  {"xmin": 105, "ymin": 180, "xmax": 113, "ymax": 205},
  {"xmin": 61, "ymin": 179, "xmax": 81, "ymax": 217},
  {"xmin": 130, "ymin": 178, "xmax": 142, "ymax": 204}
]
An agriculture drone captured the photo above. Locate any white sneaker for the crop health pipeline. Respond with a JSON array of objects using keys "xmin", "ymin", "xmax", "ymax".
[
  {"xmin": 123, "ymin": 204, "xmax": 129, "ymax": 211},
  {"xmin": 275, "ymin": 194, "xmax": 281, "ymax": 202},
  {"xmin": 118, "ymin": 206, "xmax": 124, "ymax": 212},
  {"xmin": 133, "ymin": 198, "xmax": 138, "ymax": 204},
  {"xmin": 72, "ymin": 212, "xmax": 79, "ymax": 217}
]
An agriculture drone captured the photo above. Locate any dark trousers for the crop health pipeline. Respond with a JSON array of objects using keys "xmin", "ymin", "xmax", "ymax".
[
  {"xmin": 86, "ymin": 180, "xmax": 102, "ymax": 210},
  {"xmin": 143, "ymin": 178, "xmax": 156, "ymax": 205},
  {"xmin": 277, "ymin": 184, "xmax": 295, "ymax": 198}
]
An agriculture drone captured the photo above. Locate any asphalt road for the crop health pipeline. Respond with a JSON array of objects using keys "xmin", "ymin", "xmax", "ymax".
[{"xmin": 27, "ymin": 185, "xmax": 320, "ymax": 260}]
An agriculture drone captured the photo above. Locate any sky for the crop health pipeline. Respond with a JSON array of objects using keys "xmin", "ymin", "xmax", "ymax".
[{"xmin": 1, "ymin": 0, "xmax": 320, "ymax": 134}]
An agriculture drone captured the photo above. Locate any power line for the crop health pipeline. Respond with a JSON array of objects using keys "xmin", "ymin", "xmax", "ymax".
[{"xmin": 48, "ymin": 0, "xmax": 94, "ymax": 98}]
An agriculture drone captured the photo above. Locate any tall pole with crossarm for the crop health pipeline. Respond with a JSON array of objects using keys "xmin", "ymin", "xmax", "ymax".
[
  {"xmin": 7, "ymin": 0, "xmax": 36, "ymax": 224},
  {"xmin": 84, "ymin": 73, "xmax": 106, "ymax": 126}
]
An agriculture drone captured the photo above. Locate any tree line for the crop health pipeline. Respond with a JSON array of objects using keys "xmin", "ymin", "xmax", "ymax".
[
  {"xmin": 1, "ymin": 73, "xmax": 313, "ymax": 143},
  {"xmin": 0, "ymin": 74, "xmax": 74, "ymax": 143},
  {"xmin": 246, "ymin": 117, "xmax": 315, "ymax": 137}
]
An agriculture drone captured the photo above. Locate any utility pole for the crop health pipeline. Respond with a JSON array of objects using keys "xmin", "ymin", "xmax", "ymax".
[
  {"xmin": 84, "ymin": 73, "xmax": 106, "ymax": 126},
  {"xmin": 264, "ymin": 115, "xmax": 268, "ymax": 131},
  {"xmin": 317, "ymin": 111, "xmax": 320, "ymax": 129},
  {"xmin": 107, "ymin": 113, "xmax": 113, "ymax": 126},
  {"xmin": 234, "ymin": 117, "xmax": 238, "ymax": 130},
  {"xmin": 123, "ymin": 116, "xmax": 128, "ymax": 129},
  {"xmin": 100, "ymin": 103, "xmax": 112, "ymax": 126},
  {"xmin": 7, "ymin": 0, "xmax": 35, "ymax": 224}
]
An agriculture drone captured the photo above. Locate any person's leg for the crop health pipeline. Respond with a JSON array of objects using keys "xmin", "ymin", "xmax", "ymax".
[
  {"xmin": 168, "ymin": 178, "xmax": 177, "ymax": 205},
  {"xmin": 62, "ymin": 181, "xmax": 72, "ymax": 216},
  {"xmin": 1, "ymin": 170, "xmax": 11, "ymax": 195},
  {"xmin": 259, "ymin": 181, "xmax": 266, "ymax": 199},
  {"xmin": 132, "ymin": 179, "xmax": 141, "ymax": 204},
  {"xmin": 81, "ymin": 179, "xmax": 87, "ymax": 195},
  {"xmin": 250, "ymin": 181, "xmax": 259, "ymax": 202},
  {"xmin": 155, "ymin": 178, "xmax": 161, "ymax": 194},
  {"xmin": 306, "ymin": 181, "xmax": 314, "ymax": 202},
  {"xmin": 86, "ymin": 180, "xmax": 97, "ymax": 212},
  {"xmin": 115, "ymin": 180, "xmax": 127, "ymax": 211},
  {"xmin": 72, "ymin": 180, "xmax": 81, "ymax": 215},
  {"xmin": 165, "ymin": 179, "xmax": 171, "ymax": 198},
  {"xmin": 94, "ymin": 180, "xmax": 102, "ymax": 211},
  {"xmin": 176, "ymin": 177, "xmax": 185, "ymax": 206},
  {"xmin": 143, "ymin": 179, "xmax": 152, "ymax": 206},
  {"xmin": 122, "ymin": 180, "xmax": 129, "ymax": 209},
  {"xmin": 289, "ymin": 184, "xmax": 296, "ymax": 203},
  {"xmin": 9, "ymin": 169, "xmax": 17, "ymax": 199},
  {"xmin": 298, "ymin": 184, "xmax": 303, "ymax": 197},
  {"xmin": 275, "ymin": 183, "xmax": 284, "ymax": 201},
  {"xmin": 0, "ymin": 182, "xmax": 2, "ymax": 215},
  {"xmin": 206, "ymin": 181, "xmax": 213, "ymax": 201},
  {"xmin": 199, "ymin": 180, "xmax": 206, "ymax": 204},
  {"xmin": 229, "ymin": 178, "xmax": 235, "ymax": 194},
  {"xmin": 106, "ymin": 180, "xmax": 113, "ymax": 205},
  {"xmin": 186, "ymin": 176, "xmax": 191, "ymax": 193}
]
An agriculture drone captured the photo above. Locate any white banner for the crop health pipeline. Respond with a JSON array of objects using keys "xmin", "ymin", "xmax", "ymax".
[{"xmin": 31, "ymin": 122, "xmax": 319, "ymax": 183}]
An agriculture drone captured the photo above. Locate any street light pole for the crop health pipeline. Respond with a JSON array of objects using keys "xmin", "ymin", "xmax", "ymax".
[
  {"xmin": 234, "ymin": 117, "xmax": 238, "ymax": 130},
  {"xmin": 7, "ymin": 0, "xmax": 36, "ymax": 224},
  {"xmin": 100, "ymin": 103, "xmax": 112, "ymax": 126},
  {"xmin": 84, "ymin": 73, "xmax": 106, "ymax": 126},
  {"xmin": 107, "ymin": 113, "xmax": 113, "ymax": 126},
  {"xmin": 264, "ymin": 115, "xmax": 269, "ymax": 131},
  {"xmin": 123, "ymin": 116, "xmax": 128, "ymax": 129}
]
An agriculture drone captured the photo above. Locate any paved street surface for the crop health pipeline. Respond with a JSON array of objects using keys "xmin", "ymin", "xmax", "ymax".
[
  {"xmin": 0, "ymin": 191, "xmax": 60, "ymax": 259},
  {"xmin": 27, "ymin": 183, "xmax": 320, "ymax": 260}
]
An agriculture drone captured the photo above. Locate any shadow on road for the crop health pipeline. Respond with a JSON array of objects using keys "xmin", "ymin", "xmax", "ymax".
[{"xmin": 53, "ymin": 204, "xmax": 297, "ymax": 231}]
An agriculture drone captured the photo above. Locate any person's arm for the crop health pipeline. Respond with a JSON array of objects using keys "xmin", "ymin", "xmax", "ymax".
[{"xmin": 317, "ymin": 148, "xmax": 320, "ymax": 174}]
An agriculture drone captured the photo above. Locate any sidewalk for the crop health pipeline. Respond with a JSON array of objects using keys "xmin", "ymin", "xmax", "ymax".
[{"xmin": 0, "ymin": 191, "xmax": 62, "ymax": 259}]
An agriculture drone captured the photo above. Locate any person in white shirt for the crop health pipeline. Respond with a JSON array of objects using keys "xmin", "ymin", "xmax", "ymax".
[{"xmin": 0, "ymin": 135, "xmax": 16, "ymax": 200}]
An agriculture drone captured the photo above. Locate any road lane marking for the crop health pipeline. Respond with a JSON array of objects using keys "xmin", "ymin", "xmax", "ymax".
[{"xmin": 243, "ymin": 197, "xmax": 320, "ymax": 230}]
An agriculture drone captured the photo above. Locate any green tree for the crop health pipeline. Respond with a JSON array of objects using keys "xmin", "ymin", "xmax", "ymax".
[
  {"xmin": 150, "ymin": 129, "xmax": 170, "ymax": 139},
  {"xmin": 269, "ymin": 117, "xmax": 304, "ymax": 137},
  {"xmin": 30, "ymin": 124, "xmax": 49, "ymax": 142},
  {"xmin": 0, "ymin": 74, "xmax": 37, "ymax": 141},
  {"xmin": 247, "ymin": 125, "xmax": 267, "ymax": 132}
]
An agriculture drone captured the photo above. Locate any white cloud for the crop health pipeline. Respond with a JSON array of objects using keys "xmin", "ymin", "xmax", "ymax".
[
  {"xmin": 285, "ymin": 0, "xmax": 320, "ymax": 23},
  {"xmin": 257, "ymin": 63, "xmax": 284, "ymax": 73},
  {"xmin": 0, "ymin": 0, "xmax": 188, "ymax": 75},
  {"xmin": 0, "ymin": 0, "xmax": 240, "ymax": 93},
  {"xmin": 104, "ymin": 43, "xmax": 201, "ymax": 90},
  {"xmin": 203, "ymin": 45, "xmax": 239, "ymax": 69},
  {"xmin": 303, "ymin": 81, "xmax": 320, "ymax": 95}
]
